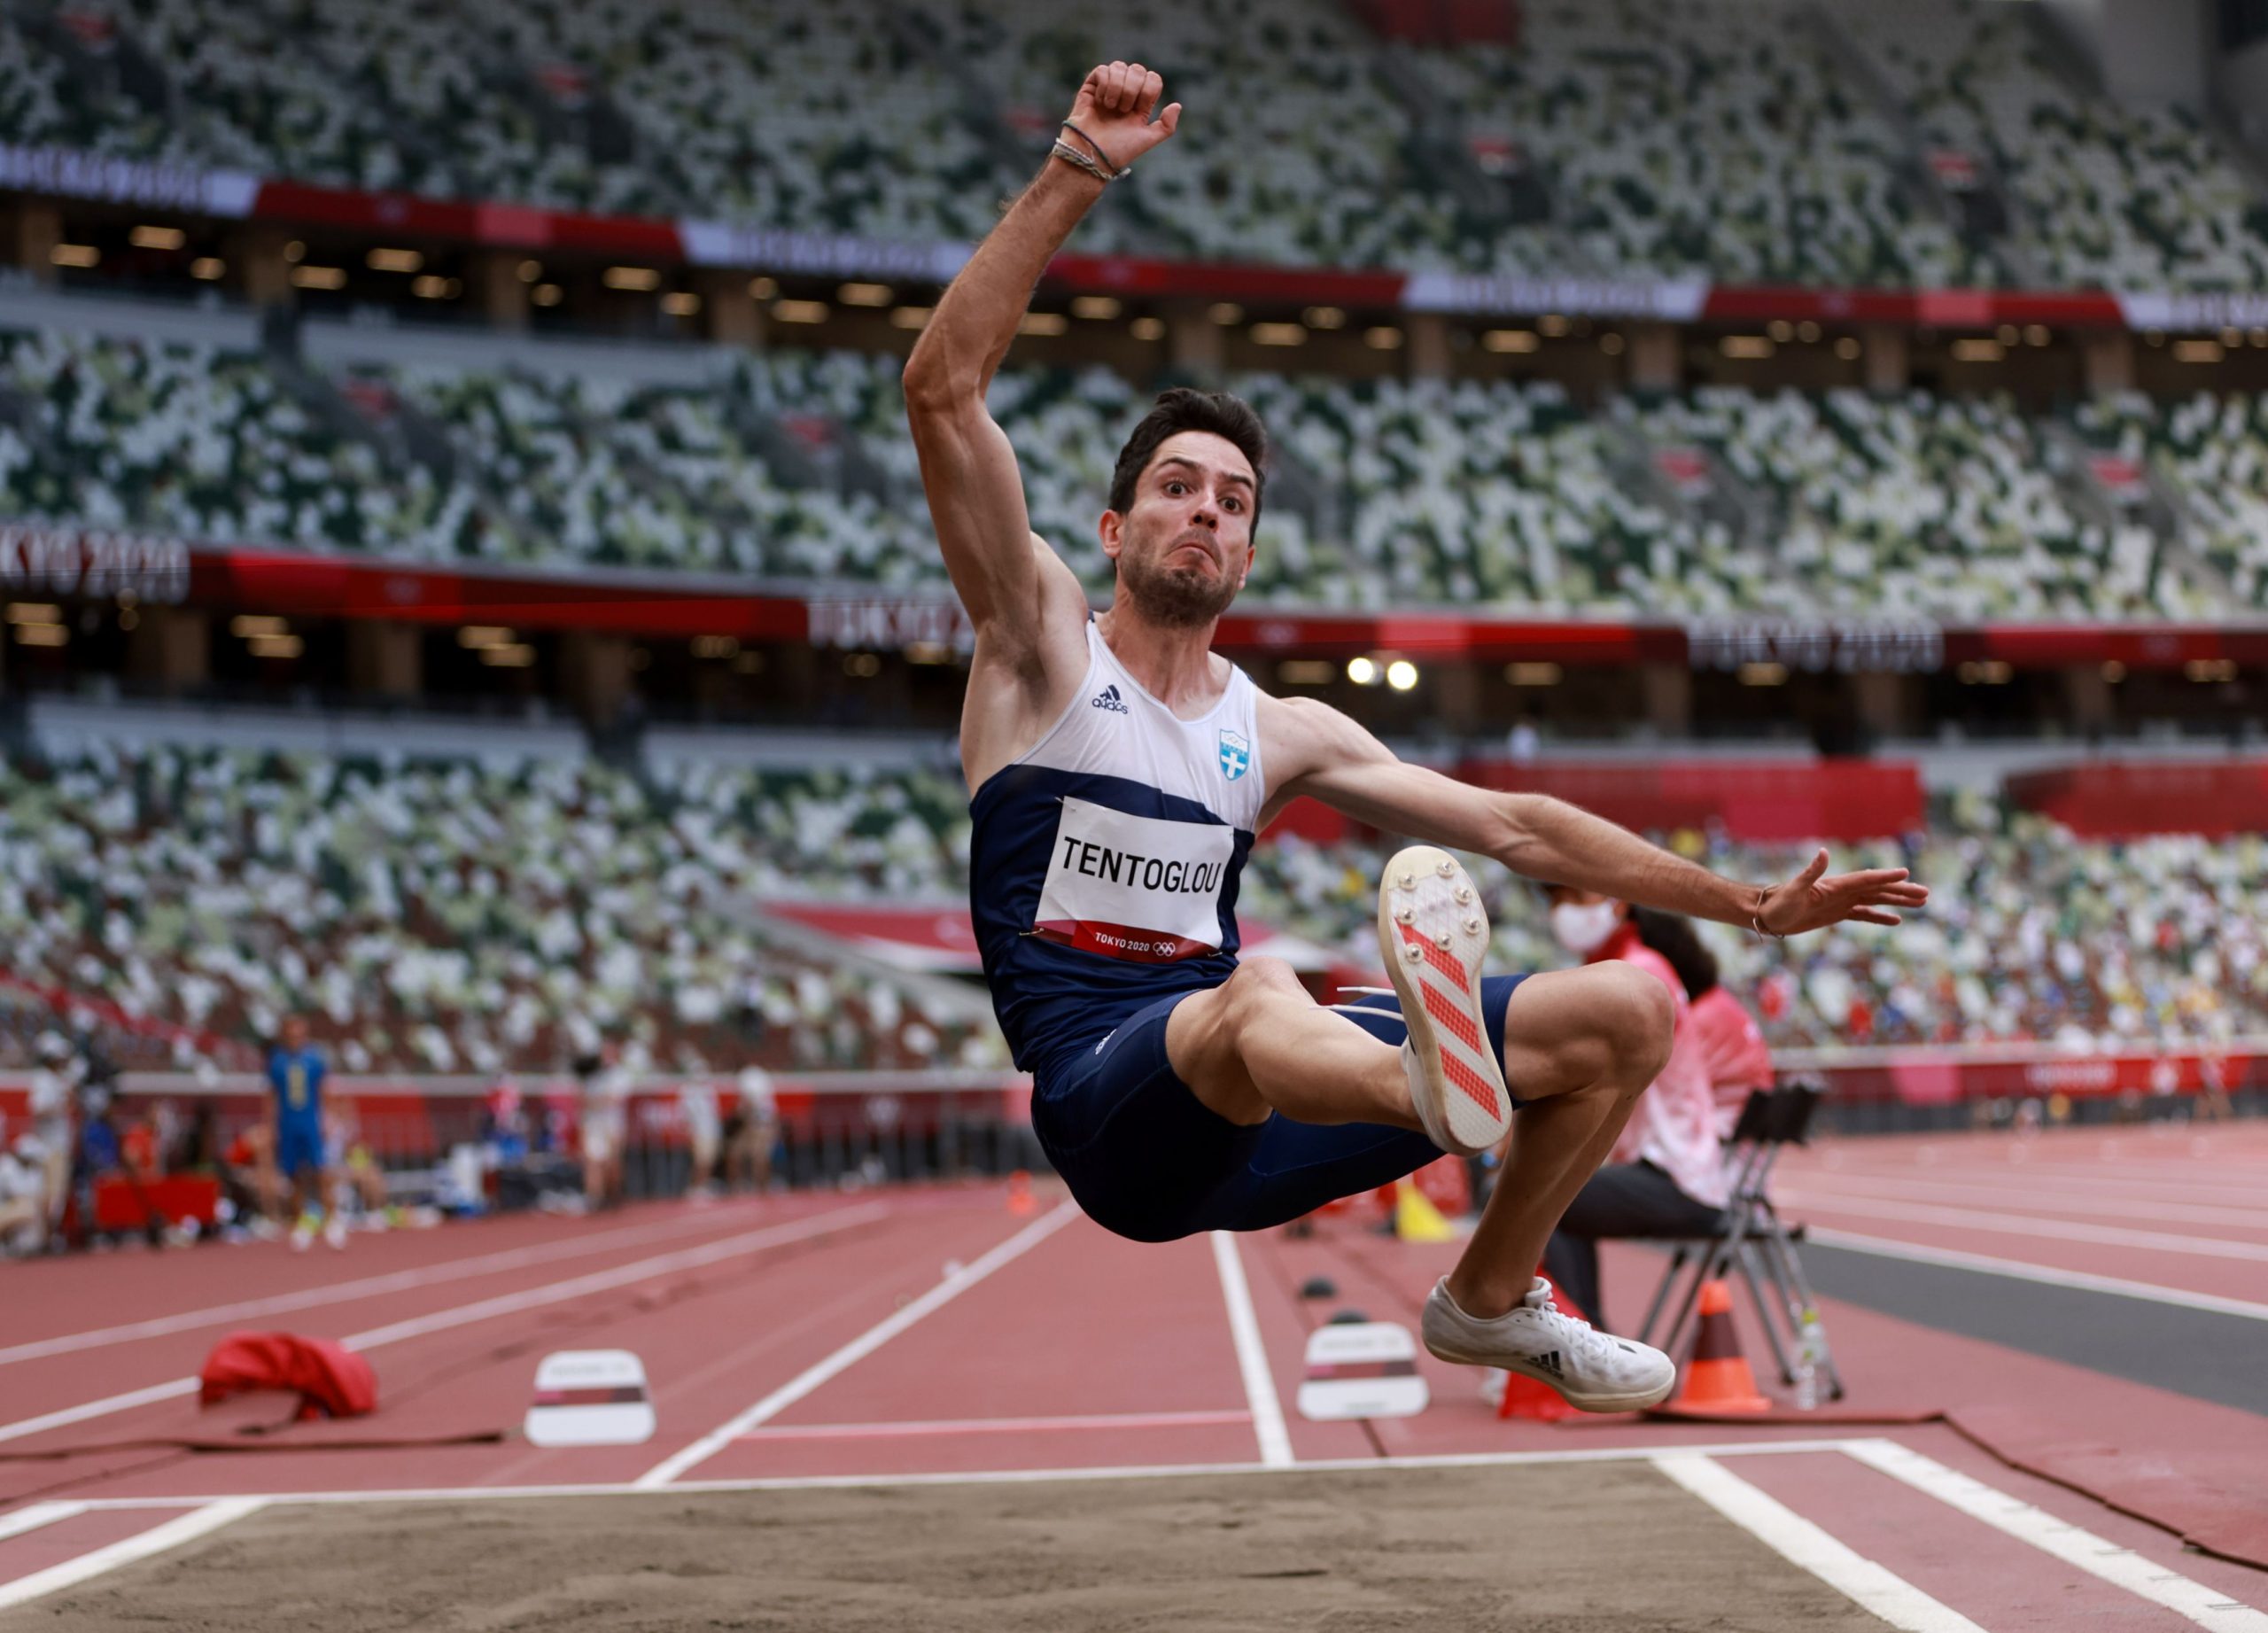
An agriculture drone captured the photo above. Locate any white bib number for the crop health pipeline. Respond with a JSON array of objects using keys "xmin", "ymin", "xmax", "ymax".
[{"xmin": 1033, "ymin": 796, "xmax": 1234, "ymax": 962}]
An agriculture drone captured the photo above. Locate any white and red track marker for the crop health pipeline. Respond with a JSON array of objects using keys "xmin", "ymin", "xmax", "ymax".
[
  {"xmin": 1296, "ymin": 1323, "xmax": 1429, "ymax": 1421},
  {"xmin": 524, "ymin": 1350, "xmax": 656, "ymax": 1447}
]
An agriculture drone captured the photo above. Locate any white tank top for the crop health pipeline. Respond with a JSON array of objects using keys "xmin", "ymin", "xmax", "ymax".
[
  {"xmin": 1013, "ymin": 621, "xmax": 1267, "ymax": 960},
  {"xmin": 967, "ymin": 619, "xmax": 1269, "ymax": 1075}
]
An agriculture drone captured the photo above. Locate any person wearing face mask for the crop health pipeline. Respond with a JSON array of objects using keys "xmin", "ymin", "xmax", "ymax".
[{"xmin": 1536, "ymin": 888, "xmax": 1732, "ymax": 1334}]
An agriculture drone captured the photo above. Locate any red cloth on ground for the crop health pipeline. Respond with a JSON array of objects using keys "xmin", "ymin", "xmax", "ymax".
[{"xmin": 199, "ymin": 1332, "xmax": 377, "ymax": 1420}]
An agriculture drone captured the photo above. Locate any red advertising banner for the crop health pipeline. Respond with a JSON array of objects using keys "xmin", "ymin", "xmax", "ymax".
[{"xmin": 2005, "ymin": 760, "xmax": 2268, "ymax": 836}]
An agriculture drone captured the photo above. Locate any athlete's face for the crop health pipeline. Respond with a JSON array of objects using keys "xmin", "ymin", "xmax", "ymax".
[
  {"xmin": 281, "ymin": 1017, "xmax": 307, "ymax": 1051},
  {"xmin": 1100, "ymin": 431, "xmax": 1256, "ymax": 628}
]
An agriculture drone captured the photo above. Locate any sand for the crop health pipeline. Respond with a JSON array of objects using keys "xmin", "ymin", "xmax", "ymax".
[{"xmin": 14, "ymin": 1462, "xmax": 1890, "ymax": 1632}]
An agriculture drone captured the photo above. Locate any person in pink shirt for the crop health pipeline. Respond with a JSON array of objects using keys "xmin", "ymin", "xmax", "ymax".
[{"xmin": 1538, "ymin": 890, "xmax": 1734, "ymax": 1334}]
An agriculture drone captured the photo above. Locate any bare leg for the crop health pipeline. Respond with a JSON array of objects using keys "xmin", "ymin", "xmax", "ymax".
[
  {"xmin": 1167, "ymin": 956, "xmax": 1674, "ymax": 1312},
  {"xmin": 1446, "ymin": 966, "xmax": 1671, "ymax": 1313},
  {"xmin": 1165, "ymin": 956, "xmax": 1414, "ymax": 1130}
]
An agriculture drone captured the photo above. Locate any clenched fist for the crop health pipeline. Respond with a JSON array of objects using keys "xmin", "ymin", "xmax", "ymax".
[{"xmin": 1065, "ymin": 60, "xmax": 1182, "ymax": 172}]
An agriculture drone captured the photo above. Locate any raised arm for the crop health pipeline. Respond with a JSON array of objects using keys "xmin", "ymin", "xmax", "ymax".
[
  {"xmin": 1262, "ymin": 695, "xmax": 1926, "ymax": 937},
  {"xmin": 903, "ymin": 62, "xmax": 1181, "ymax": 639}
]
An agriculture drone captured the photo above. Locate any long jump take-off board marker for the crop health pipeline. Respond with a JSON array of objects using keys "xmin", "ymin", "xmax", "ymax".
[
  {"xmin": 1296, "ymin": 1322, "xmax": 1429, "ymax": 1420},
  {"xmin": 524, "ymin": 1349, "xmax": 656, "ymax": 1447}
]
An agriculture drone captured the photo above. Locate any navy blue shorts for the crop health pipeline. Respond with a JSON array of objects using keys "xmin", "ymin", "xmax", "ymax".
[
  {"xmin": 276, "ymin": 1121, "xmax": 327, "ymax": 1180},
  {"xmin": 1030, "ymin": 974, "xmax": 1528, "ymax": 1243}
]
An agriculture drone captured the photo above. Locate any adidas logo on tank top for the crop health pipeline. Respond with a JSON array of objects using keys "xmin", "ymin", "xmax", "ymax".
[{"xmin": 1090, "ymin": 684, "xmax": 1129, "ymax": 714}]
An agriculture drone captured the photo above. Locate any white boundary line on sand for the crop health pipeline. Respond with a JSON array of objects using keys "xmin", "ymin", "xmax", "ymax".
[
  {"xmin": 0, "ymin": 1205, "xmax": 780, "ymax": 1368},
  {"xmin": 0, "ymin": 1203, "xmax": 889, "ymax": 1448},
  {"xmin": 633, "ymin": 1201, "xmax": 1079, "ymax": 1489},
  {"xmin": 1844, "ymin": 1440, "xmax": 2268, "ymax": 1633},
  {"xmin": 0, "ymin": 1501, "xmax": 88, "ymax": 1543},
  {"xmin": 1653, "ymin": 1453, "xmax": 1988, "ymax": 1633},
  {"xmin": 1209, "ymin": 1231, "xmax": 1293, "ymax": 1468},
  {"xmin": 0, "ymin": 1498, "xmax": 266, "ymax": 1611},
  {"xmin": 1805, "ymin": 1228, "xmax": 2268, "ymax": 1323},
  {"xmin": 55, "ymin": 1437, "xmax": 1879, "ymax": 1511}
]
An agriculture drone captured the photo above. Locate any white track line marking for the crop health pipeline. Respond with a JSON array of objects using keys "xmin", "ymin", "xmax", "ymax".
[
  {"xmin": 0, "ymin": 1203, "xmax": 889, "ymax": 1449},
  {"xmin": 1777, "ymin": 1191, "xmax": 2268, "ymax": 1262},
  {"xmin": 1653, "ymin": 1453, "xmax": 1988, "ymax": 1633},
  {"xmin": 0, "ymin": 1502, "xmax": 88, "ymax": 1543},
  {"xmin": 1796, "ymin": 1172, "xmax": 2268, "ymax": 1230},
  {"xmin": 1845, "ymin": 1440, "xmax": 2268, "ymax": 1632},
  {"xmin": 67, "ymin": 1437, "xmax": 1881, "ymax": 1509},
  {"xmin": 1209, "ymin": 1230, "xmax": 1294, "ymax": 1469},
  {"xmin": 1805, "ymin": 1228, "xmax": 2268, "ymax": 1322},
  {"xmin": 735, "ymin": 1409, "xmax": 1253, "ymax": 1442},
  {"xmin": 0, "ymin": 1206, "xmax": 773, "ymax": 1367},
  {"xmin": 0, "ymin": 1497, "xmax": 266, "ymax": 1610},
  {"xmin": 633, "ymin": 1201, "xmax": 1078, "ymax": 1489}
]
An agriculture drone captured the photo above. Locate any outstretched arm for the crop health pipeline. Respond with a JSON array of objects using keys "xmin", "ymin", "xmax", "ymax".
[
  {"xmin": 903, "ymin": 62, "xmax": 1181, "ymax": 636},
  {"xmin": 1262, "ymin": 696, "xmax": 1926, "ymax": 936}
]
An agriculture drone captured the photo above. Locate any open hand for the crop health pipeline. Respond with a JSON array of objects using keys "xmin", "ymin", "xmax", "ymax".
[
  {"xmin": 1759, "ymin": 849, "xmax": 1928, "ymax": 936},
  {"xmin": 1065, "ymin": 60, "xmax": 1182, "ymax": 172}
]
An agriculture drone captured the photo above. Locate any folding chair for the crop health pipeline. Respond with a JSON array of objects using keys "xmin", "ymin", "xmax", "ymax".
[{"xmin": 1635, "ymin": 1083, "xmax": 1845, "ymax": 1402}]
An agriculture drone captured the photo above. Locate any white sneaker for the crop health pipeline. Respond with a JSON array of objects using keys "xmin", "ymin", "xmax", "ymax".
[
  {"xmin": 289, "ymin": 1221, "xmax": 314, "ymax": 1253},
  {"xmin": 1378, "ymin": 846, "xmax": 1513, "ymax": 1157},
  {"xmin": 323, "ymin": 1216, "xmax": 347, "ymax": 1250},
  {"xmin": 1422, "ymin": 1276, "xmax": 1677, "ymax": 1412}
]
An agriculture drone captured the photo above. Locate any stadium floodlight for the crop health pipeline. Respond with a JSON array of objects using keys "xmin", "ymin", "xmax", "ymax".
[
  {"xmin": 1347, "ymin": 656, "xmax": 1379, "ymax": 686},
  {"xmin": 1386, "ymin": 660, "xmax": 1419, "ymax": 692}
]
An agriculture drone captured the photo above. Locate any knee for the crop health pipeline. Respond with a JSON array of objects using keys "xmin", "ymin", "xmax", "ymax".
[
  {"xmin": 1586, "ymin": 960, "xmax": 1676, "ymax": 1085},
  {"xmin": 1218, "ymin": 955, "xmax": 1301, "ymax": 1024},
  {"xmin": 1178, "ymin": 955, "xmax": 1303, "ymax": 1058}
]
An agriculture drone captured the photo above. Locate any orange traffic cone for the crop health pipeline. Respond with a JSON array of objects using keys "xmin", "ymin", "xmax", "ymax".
[
  {"xmin": 1495, "ymin": 1273, "xmax": 1585, "ymax": 1422},
  {"xmin": 1668, "ymin": 1279, "xmax": 1771, "ymax": 1413},
  {"xmin": 1006, "ymin": 1169, "xmax": 1037, "ymax": 1217}
]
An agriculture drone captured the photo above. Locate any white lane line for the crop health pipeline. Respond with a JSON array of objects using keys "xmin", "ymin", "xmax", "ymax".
[
  {"xmin": 0, "ymin": 1203, "xmax": 889, "ymax": 1449},
  {"xmin": 1845, "ymin": 1440, "xmax": 2268, "ymax": 1633},
  {"xmin": 736, "ymin": 1409, "xmax": 1252, "ymax": 1442},
  {"xmin": 70, "ymin": 1436, "xmax": 1883, "ymax": 1509},
  {"xmin": 0, "ymin": 1498, "xmax": 267, "ymax": 1610},
  {"xmin": 0, "ymin": 1206, "xmax": 773, "ymax": 1368},
  {"xmin": 1777, "ymin": 1191, "xmax": 2268, "ymax": 1262},
  {"xmin": 1797, "ymin": 1172, "xmax": 2268, "ymax": 1231},
  {"xmin": 1209, "ymin": 1230, "xmax": 1294, "ymax": 1469},
  {"xmin": 1805, "ymin": 1228, "xmax": 2268, "ymax": 1322},
  {"xmin": 1653, "ymin": 1453, "xmax": 1988, "ymax": 1633},
  {"xmin": 633, "ymin": 1201, "xmax": 1079, "ymax": 1489},
  {"xmin": 0, "ymin": 1502, "xmax": 88, "ymax": 1543}
]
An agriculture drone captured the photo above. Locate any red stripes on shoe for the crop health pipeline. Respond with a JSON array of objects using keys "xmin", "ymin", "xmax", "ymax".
[
  {"xmin": 1398, "ymin": 921, "xmax": 1471, "ymax": 987},
  {"xmin": 1441, "ymin": 1047, "xmax": 1503, "ymax": 1118}
]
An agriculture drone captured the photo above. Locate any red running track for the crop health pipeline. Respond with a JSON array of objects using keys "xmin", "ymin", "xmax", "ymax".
[{"xmin": 3, "ymin": 1147, "xmax": 2266, "ymax": 1629}]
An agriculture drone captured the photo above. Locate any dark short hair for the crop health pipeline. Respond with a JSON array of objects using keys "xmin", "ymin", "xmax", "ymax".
[
  {"xmin": 1107, "ymin": 387, "xmax": 1267, "ymax": 532},
  {"xmin": 1630, "ymin": 906, "xmax": 1720, "ymax": 1001}
]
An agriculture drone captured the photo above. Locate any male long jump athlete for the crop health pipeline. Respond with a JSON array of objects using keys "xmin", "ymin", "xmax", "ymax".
[{"xmin": 905, "ymin": 61, "xmax": 1925, "ymax": 1410}]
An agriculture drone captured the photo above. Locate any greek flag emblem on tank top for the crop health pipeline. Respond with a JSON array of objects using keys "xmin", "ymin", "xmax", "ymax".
[{"xmin": 1218, "ymin": 728, "xmax": 1251, "ymax": 782}]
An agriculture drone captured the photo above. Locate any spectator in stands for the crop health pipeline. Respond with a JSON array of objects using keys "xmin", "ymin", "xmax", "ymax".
[
  {"xmin": 728, "ymin": 1064, "xmax": 779, "ymax": 1194},
  {"xmin": 1539, "ymin": 894, "xmax": 1731, "ymax": 1334},
  {"xmin": 268, "ymin": 1015, "xmax": 344, "ymax": 1250}
]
